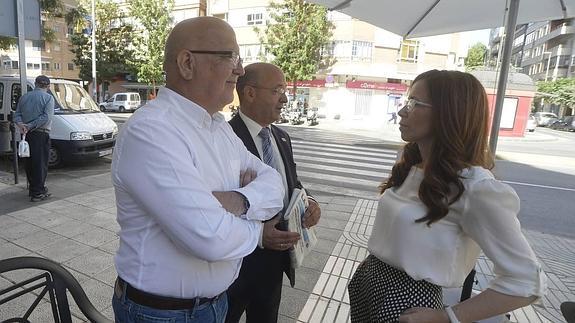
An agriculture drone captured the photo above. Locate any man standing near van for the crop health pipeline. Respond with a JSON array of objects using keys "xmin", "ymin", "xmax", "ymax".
[{"xmin": 14, "ymin": 75, "xmax": 54, "ymax": 202}]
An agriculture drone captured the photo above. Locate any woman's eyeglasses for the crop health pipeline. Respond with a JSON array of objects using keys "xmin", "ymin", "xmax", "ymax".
[{"xmin": 404, "ymin": 98, "xmax": 433, "ymax": 112}]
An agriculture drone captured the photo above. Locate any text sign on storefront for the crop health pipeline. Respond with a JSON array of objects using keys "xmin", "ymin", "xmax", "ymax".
[
  {"xmin": 287, "ymin": 80, "xmax": 326, "ymax": 88},
  {"xmin": 346, "ymin": 80, "xmax": 407, "ymax": 92}
]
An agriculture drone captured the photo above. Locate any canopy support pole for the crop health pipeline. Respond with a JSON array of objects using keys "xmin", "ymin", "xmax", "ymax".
[{"xmin": 489, "ymin": 0, "xmax": 519, "ymax": 155}]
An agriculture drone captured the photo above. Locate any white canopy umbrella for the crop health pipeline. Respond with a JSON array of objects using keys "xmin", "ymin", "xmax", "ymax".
[{"xmin": 308, "ymin": 0, "xmax": 575, "ymax": 153}]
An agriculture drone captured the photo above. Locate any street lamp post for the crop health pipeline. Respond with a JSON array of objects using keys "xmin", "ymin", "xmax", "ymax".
[
  {"xmin": 91, "ymin": 0, "xmax": 97, "ymax": 102},
  {"xmin": 544, "ymin": 51, "xmax": 552, "ymax": 82},
  {"xmin": 541, "ymin": 51, "xmax": 552, "ymax": 112}
]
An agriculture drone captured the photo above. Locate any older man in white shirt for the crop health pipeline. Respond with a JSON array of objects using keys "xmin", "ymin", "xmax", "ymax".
[{"xmin": 111, "ymin": 17, "xmax": 289, "ymax": 323}]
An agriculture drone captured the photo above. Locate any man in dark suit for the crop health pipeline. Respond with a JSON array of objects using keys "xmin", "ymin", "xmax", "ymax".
[{"xmin": 226, "ymin": 63, "xmax": 322, "ymax": 323}]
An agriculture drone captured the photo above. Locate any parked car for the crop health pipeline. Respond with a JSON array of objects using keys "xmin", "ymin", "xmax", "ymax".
[
  {"xmin": 99, "ymin": 92, "xmax": 141, "ymax": 112},
  {"xmin": 0, "ymin": 76, "xmax": 118, "ymax": 168},
  {"xmin": 549, "ymin": 116, "xmax": 575, "ymax": 132},
  {"xmin": 526, "ymin": 114, "xmax": 536, "ymax": 132},
  {"xmin": 534, "ymin": 111, "xmax": 558, "ymax": 126}
]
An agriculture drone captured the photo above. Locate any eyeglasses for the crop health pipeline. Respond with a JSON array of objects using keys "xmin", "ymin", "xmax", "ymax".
[
  {"xmin": 246, "ymin": 84, "xmax": 288, "ymax": 96},
  {"xmin": 186, "ymin": 50, "xmax": 243, "ymax": 67},
  {"xmin": 404, "ymin": 98, "xmax": 433, "ymax": 112}
]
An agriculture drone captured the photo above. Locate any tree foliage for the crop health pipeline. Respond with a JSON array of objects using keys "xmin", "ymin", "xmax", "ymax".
[
  {"xmin": 127, "ymin": 0, "xmax": 174, "ymax": 88},
  {"xmin": 0, "ymin": 0, "xmax": 63, "ymax": 50},
  {"xmin": 256, "ymin": 0, "xmax": 334, "ymax": 97},
  {"xmin": 66, "ymin": 0, "xmax": 136, "ymax": 84},
  {"xmin": 537, "ymin": 78, "xmax": 575, "ymax": 108},
  {"xmin": 465, "ymin": 42, "xmax": 487, "ymax": 71}
]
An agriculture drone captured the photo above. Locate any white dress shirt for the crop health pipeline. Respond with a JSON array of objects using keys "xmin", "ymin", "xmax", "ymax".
[
  {"xmin": 369, "ymin": 166, "xmax": 546, "ymax": 299},
  {"xmin": 112, "ymin": 87, "xmax": 284, "ymax": 298},
  {"xmin": 239, "ymin": 110, "xmax": 289, "ymax": 207}
]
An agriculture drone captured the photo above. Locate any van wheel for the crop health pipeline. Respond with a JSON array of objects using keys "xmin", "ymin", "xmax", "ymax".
[
  {"xmin": 100, "ymin": 105, "xmax": 106, "ymax": 112},
  {"xmin": 48, "ymin": 146, "xmax": 63, "ymax": 168},
  {"xmin": 119, "ymin": 106, "xmax": 125, "ymax": 113}
]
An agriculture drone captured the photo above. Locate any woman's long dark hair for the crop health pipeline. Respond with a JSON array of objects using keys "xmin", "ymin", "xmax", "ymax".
[{"xmin": 380, "ymin": 70, "xmax": 493, "ymax": 225}]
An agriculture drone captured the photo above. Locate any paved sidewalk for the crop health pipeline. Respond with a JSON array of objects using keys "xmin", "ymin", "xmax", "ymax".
[{"xmin": 1, "ymin": 170, "xmax": 574, "ymax": 322}]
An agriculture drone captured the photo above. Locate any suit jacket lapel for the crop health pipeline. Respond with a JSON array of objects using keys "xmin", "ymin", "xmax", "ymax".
[
  {"xmin": 229, "ymin": 114, "xmax": 260, "ymax": 159},
  {"xmin": 271, "ymin": 125, "xmax": 295, "ymax": 197}
]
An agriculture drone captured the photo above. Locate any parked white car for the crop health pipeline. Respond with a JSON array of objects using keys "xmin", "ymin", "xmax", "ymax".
[
  {"xmin": 99, "ymin": 92, "xmax": 141, "ymax": 112},
  {"xmin": 534, "ymin": 111, "xmax": 558, "ymax": 127},
  {"xmin": 0, "ymin": 76, "xmax": 118, "ymax": 167}
]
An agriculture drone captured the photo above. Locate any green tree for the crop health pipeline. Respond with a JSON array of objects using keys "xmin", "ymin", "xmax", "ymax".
[
  {"xmin": 128, "ymin": 0, "xmax": 174, "ymax": 92},
  {"xmin": 537, "ymin": 78, "xmax": 575, "ymax": 108},
  {"xmin": 256, "ymin": 0, "xmax": 334, "ymax": 100},
  {"xmin": 66, "ymin": 0, "xmax": 136, "ymax": 92},
  {"xmin": 0, "ymin": 0, "xmax": 63, "ymax": 50},
  {"xmin": 465, "ymin": 42, "xmax": 487, "ymax": 71}
]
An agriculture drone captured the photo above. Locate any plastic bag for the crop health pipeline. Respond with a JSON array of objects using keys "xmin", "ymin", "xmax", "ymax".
[{"xmin": 18, "ymin": 134, "xmax": 30, "ymax": 158}]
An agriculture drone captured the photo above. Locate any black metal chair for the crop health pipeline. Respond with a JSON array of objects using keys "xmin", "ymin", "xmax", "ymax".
[
  {"xmin": 562, "ymin": 301, "xmax": 575, "ymax": 323},
  {"xmin": 460, "ymin": 268, "xmax": 477, "ymax": 301},
  {"xmin": 0, "ymin": 256, "xmax": 113, "ymax": 323}
]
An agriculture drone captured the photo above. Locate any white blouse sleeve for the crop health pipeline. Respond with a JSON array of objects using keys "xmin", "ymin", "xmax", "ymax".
[{"xmin": 460, "ymin": 178, "xmax": 546, "ymax": 299}]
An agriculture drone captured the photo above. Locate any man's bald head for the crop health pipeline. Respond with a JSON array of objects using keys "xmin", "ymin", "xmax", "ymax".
[
  {"xmin": 164, "ymin": 17, "xmax": 236, "ymax": 78},
  {"xmin": 236, "ymin": 63, "xmax": 284, "ymax": 100},
  {"xmin": 237, "ymin": 63, "xmax": 287, "ymax": 127},
  {"xmin": 162, "ymin": 16, "xmax": 243, "ymax": 114}
]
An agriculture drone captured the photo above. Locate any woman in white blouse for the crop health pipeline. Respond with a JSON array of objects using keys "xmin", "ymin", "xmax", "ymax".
[{"xmin": 348, "ymin": 70, "xmax": 545, "ymax": 323}]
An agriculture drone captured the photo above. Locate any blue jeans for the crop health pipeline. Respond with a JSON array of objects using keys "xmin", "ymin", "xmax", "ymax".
[{"xmin": 112, "ymin": 287, "xmax": 228, "ymax": 323}]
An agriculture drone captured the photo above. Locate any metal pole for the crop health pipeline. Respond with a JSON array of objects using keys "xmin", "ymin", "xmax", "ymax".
[
  {"xmin": 13, "ymin": 0, "xmax": 29, "ymax": 185},
  {"xmin": 489, "ymin": 0, "xmax": 519, "ymax": 155},
  {"xmin": 544, "ymin": 51, "xmax": 552, "ymax": 82},
  {"xmin": 91, "ymin": 0, "xmax": 97, "ymax": 102}
]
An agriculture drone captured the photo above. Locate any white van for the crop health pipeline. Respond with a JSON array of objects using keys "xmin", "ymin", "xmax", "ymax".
[
  {"xmin": 0, "ymin": 76, "xmax": 118, "ymax": 167},
  {"xmin": 99, "ymin": 92, "xmax": 141, "ymax": 112}
]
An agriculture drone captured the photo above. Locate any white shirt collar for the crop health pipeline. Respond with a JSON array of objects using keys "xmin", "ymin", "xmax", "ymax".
[
  {"xmin": 238, "ymin": 109, "xmax": 269, "ymax": 140},
  {"xmin": 158, "ymin": 87, "xmax": 226, "ymax": 130}
]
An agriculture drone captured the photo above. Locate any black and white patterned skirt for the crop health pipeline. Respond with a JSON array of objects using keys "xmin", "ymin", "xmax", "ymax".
[{"xmin": 348, "ymin": 254, "xmax": 443, "ymax": 323}]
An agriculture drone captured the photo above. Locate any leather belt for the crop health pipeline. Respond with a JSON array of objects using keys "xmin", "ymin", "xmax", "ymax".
[
  {"xmin": 115, "ymin": 277, "xmax": 220, "ymax": 310},
  {"xmin": 32, "ymin": 128, "xmax": 50, "ymax": 134}
]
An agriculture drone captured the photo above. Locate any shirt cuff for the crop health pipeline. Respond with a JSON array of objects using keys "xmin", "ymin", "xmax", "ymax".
[
  {"xmin": 258, "ymin": 223, "xmax": 264, "ymax": 248},
  {"xmin": 233, "ymin": 187, "xmax": 260, "ymax": 220}
]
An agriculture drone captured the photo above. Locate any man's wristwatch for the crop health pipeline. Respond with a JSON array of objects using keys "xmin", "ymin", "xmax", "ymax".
[{"xmin": 238, "ymin": 192, "xmax": 250, "ymax": 214}]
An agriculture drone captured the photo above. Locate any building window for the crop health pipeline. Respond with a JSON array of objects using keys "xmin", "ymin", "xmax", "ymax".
[
  {"xmin": 42, "ymin": 62, "xmax": 51, "ymax": 71},
  {"xmin": 351, "ymin": 41, "xmax": 373, "ymax": 62},
  {"xmin": 239, "ymin": 44, "xmax": 263, "ymax": 62},
  {"xmin": 354, "ymin": 89, "xmax": 373, "ymax": 116},
  {"xmin": 526, "ymin": 32, "xmax": 535, "ymax": 44},
  {"xmin": 247, "ymin": 13, "xmax": 263, "ymax": 25},
  {"xmin": 11, "ymin": 61, "xmax": 19, "ymax": 69},
  {"xmin": 3, "ymin": 61, "xmax": 11, "ymax": 70},
  {"xmin": 54, "ymin": 63, "xmax": 61, "ymax": 70},
  {"xmin": 68, "ymin": 63, "xmax": 74, "ymax": 70},
  {"xmin": 399, "ymin": 40, "xmax": 419, "ymax": 62},
  {"xmin": 213, "ymin": 13, "xmax": 227, "ymax": 20},
  {"xmin": 32, "ymin": 40, "xmax": 43, "ymax": 51},
  {"xmin": 53, "ymin": 25, "xmax": 60, "ymax": 33},
  {"xmin": 53, "ymin": 42, "xmax": 61, "ymax": 51}
]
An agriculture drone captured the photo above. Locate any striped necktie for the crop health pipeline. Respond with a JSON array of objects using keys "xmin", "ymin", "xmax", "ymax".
[{"xmin": 258, "ymin": 127, "xmax": 275, "ymax": 168}]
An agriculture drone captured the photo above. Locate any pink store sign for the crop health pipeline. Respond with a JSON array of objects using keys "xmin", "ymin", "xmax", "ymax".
[{"xmin": 346, "ymin": 80, "xmax": 407, "ymax": 92}]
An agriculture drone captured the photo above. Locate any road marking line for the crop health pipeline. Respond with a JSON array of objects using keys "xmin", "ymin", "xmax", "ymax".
[{"xmin": 502, "ymin": 180, "xmax": 575, "ymax": 192}]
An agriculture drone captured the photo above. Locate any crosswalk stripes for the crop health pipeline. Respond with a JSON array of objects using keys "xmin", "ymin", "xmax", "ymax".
[
  {"xmin": 289, "ymin": 140, "xmax": 399, "ymax": 199},
  {"xmin": 285, "ymin": 127, "xmax": 385, "ymax": 146}
]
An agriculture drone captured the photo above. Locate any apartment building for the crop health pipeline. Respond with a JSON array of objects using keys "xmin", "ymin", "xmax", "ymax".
[
  {"xmin": 0, "ymin": 0, "xmax": 80, "ymax": 81},
  {"xmin": 491, "ymin": 19, "xmax": 575, "ymax": 82},
  {"xmin": 490, "ymin": 19, "xmax": 575, "ymax": 116},
  {"xmin": 208, "ymin": 0, "xmax": 467, "ymax": 126}
]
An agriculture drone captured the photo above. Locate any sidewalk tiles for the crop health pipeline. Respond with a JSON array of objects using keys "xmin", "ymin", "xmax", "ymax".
[{"xmin": 1, "ymin": 174, "xmax": 574, "ymax": 322}]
